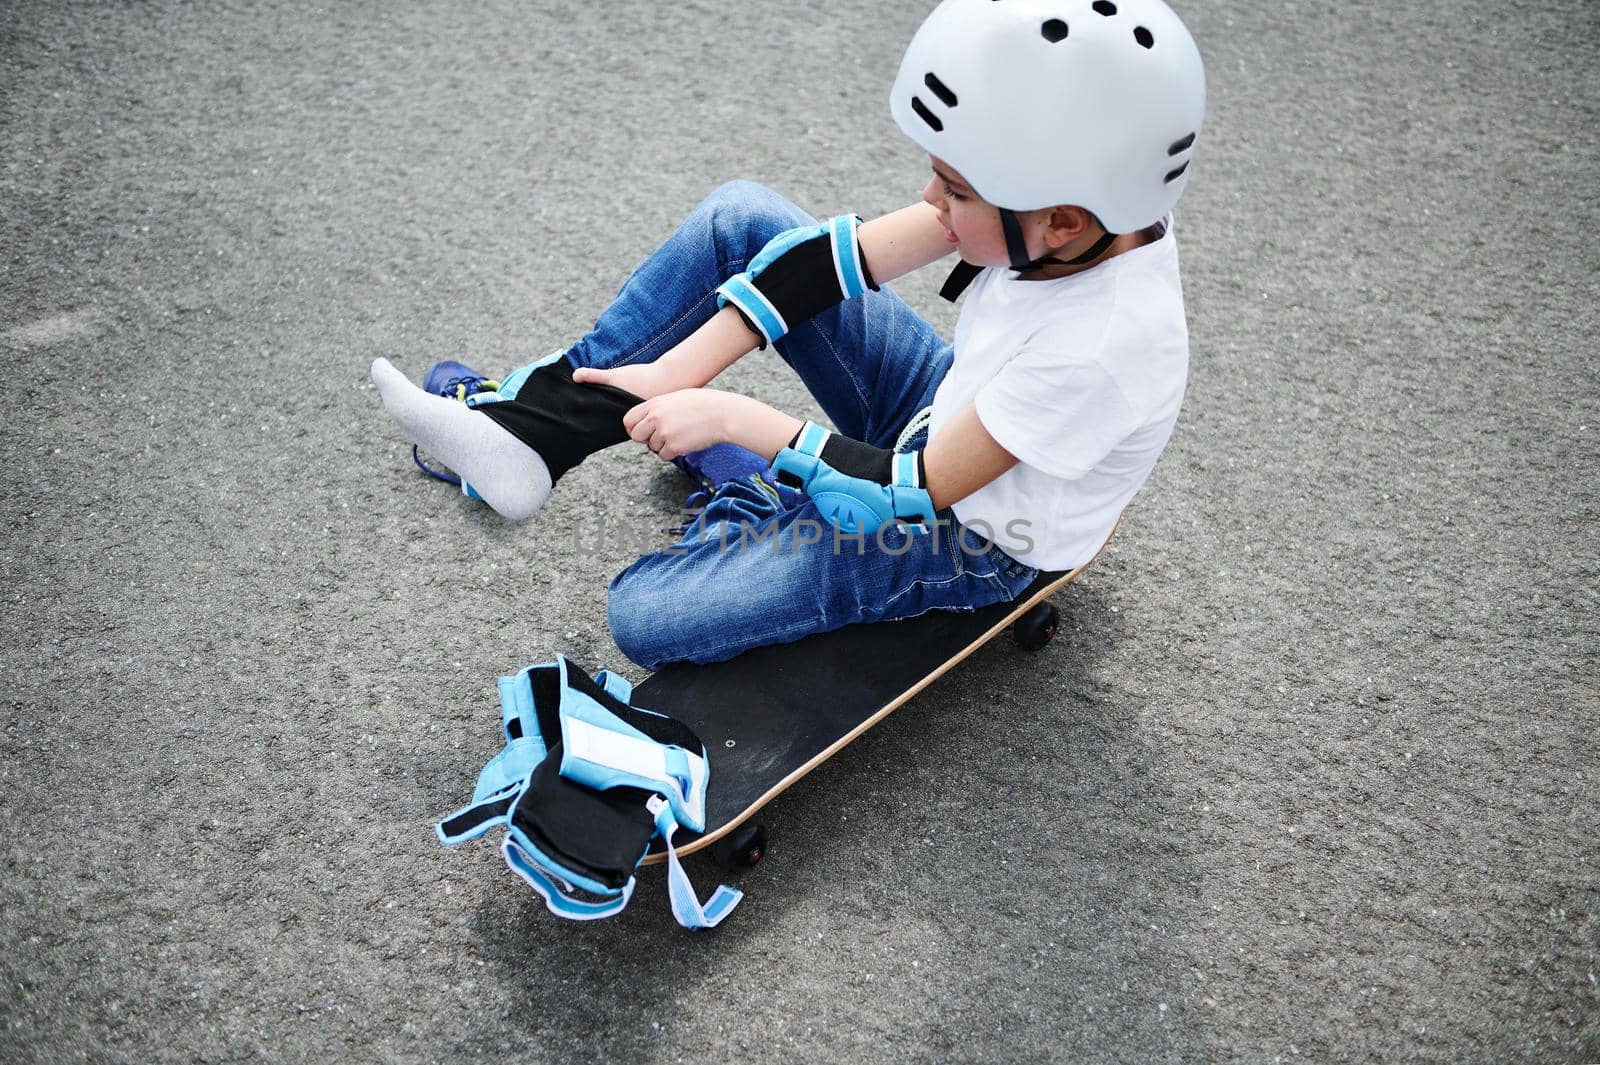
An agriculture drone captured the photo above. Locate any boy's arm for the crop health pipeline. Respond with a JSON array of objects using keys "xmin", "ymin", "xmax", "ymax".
[
  {"xmin": 856, "ymin": 201, "xmax": 957, "ymax": 288},
  {"xmin": 919, "ymin": 402, "xmax": 1019, "ymax": 510},
  {"xmin": 721, "ymin": 396, "xmax": 1016, "ymax": 511},
  {"xmin": 625, "ymin": 382, "xmax": 1013, "ymax": 514},
  {"xmin": 575, "ymin": 202, "xmax": 955, "ymax": 398}
]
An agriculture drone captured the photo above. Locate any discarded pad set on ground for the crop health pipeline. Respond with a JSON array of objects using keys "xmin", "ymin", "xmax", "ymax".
[{"xmin": 435, "ymin": 655, "xmax": 743, "ymax": 929}]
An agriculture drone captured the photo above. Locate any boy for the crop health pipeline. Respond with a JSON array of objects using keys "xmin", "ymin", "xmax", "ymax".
[{"xmin": 372, "ymin": 0, "xmax": 1205, "ymax": 670}]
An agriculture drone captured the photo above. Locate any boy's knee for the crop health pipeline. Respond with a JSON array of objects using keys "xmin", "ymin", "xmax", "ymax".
[
  {"xmin": 606, "ymin": 565, "xmax": 672, "ymax": 671},
  {"xmin": 700, "ymin": 180, "xmax": 808, "ymax": 265}
]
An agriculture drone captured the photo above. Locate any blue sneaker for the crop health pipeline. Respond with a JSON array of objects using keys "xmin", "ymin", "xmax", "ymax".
[
  {"xmin": 412, "ymin": 359, "xmax": 501, "ymax": 487},
  {"xmin": 672, "ymin": 443, "xmax": 804, "ymax": 518}
]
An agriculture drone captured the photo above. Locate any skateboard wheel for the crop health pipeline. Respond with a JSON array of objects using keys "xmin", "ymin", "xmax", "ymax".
[
  {"xmin": 710, "ymin": 822, "xmax": 768, "ymax": 870},
  {"xmin": 1013, "ymin": 602, "xmax": 1060, "ymax": 652}
]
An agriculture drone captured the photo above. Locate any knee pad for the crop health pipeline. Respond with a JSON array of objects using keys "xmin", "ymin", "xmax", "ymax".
[{"xmin": 436, "ymin": 655, "xmax": 741, "ymax": 928}]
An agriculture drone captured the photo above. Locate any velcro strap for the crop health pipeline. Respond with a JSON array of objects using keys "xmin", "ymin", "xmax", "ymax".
[
  {"xmin": 436, "ymin": 782, "xmax": 521, "ymax": 846},
  {"xmin": 889, "ymin": 486, "xmax": 937, "ymax": 529},
  {"xmin": 791, "ymin": 420, "xmax": 830, "ymax": 458},
  {"xmin": 559, "ymin": 716, "xmax": 709, "ymax": 831},
  {"xmin": 892, "ymin": 450, "xmax": 921, "ymax": 490},
  {"xmin": 435, "ymin": 734, "xmax": 547, "ymax": 846},
  {"xmin": 827, "ymin": 214, "xmax": 870, "ymax": 300},
  {"xmin": 592, "ymin": 668, "xmax": 633, "ymax": 704},
  {"xmin": 497, "ymin": 672, "xmax": 535, "ymax": 743},
  {"xmin": 649, "ymin": 798, "xmax": 742, "ymax": 930},
  {"xmin": 715, "ymin": 275, "xmax": 787, "ymax": 347},
  {"xmin": 770, "ymin": 447, "xmax": 819, "ymax": 491}
]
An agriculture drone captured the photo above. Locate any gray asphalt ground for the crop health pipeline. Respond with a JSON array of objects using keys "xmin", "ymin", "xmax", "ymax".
[{"xmin": 2, "ymin": 0, "xmax": 1596, "ymax": 1061}]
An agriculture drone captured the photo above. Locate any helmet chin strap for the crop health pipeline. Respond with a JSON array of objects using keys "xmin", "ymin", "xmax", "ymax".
[
  {"xmin": 999, "ymin": 207, "xmax": 1118, "ymax": 272},
  {"xmin": 941, "ymin": 207, "xmax": 1118, "ymax": 302}
]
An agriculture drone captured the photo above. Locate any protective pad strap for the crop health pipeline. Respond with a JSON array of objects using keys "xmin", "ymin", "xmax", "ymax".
[
  {"xmin": 497, "ymin": 664, "xmax": 565, "ymax": 747},
  {"xmin": 435, "ymin": 734, "xmax": 547, "ymax": 846},
  {"xmin": 717, "ymin": 274, "xmax": 787, "ymax": 349},
  {"xmin": 592, "ymin": 669, "xmax": 633, "ymax": 705},
  {"xmin": 892, "ymin": 450, "xmax": 921, "ymax": 489},
  {"xmin": 789, "ymin": 420, "xmax": 830, "ymax": 459},
  {"xmin": 827, "ymin": 213, "xmax": 872, "ymax": 300},
  {"xmin": 651, "ymin": 798, "xmax": 742, "ymax": 930},
  {"xmin": 436, "ymin": 783, "xmax": 520, "ymax": 846}
]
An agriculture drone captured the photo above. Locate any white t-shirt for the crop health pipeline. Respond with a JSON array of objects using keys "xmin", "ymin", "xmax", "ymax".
[{"xmin": 928, "ymin": 220, "xmax": 1189, "ymax": 571}]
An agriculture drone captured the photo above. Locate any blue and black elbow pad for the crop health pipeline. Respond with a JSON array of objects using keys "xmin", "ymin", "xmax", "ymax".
[
  {"xmin": 770, "ymin": 420, "xmax": 935, "ymax": 535},
  {"xmin": 715, "ymin": 215, "xmax": 879, "ymax": 348}
]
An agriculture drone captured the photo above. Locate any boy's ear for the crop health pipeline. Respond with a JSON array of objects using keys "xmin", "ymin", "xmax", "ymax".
[{"xmin": 1042, "ymin": 205, "xmax": 1095, "ymax": 251}]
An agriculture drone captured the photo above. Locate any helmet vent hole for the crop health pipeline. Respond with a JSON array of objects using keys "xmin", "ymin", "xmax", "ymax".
[
  {"xmin": 923, "ymin": 72, "xmax": 958, "ymax": 108},
  {"xmin": 911, "ymin": 97, "xmax": 944, "ymax": 133},
  {"xmin": 1040, "ymin": 19, "xmax": 1069, "ymax": 42},
  {"xmin": 1133, "ymin": 25, "xmax": 1155, "ymax": 48},
  {"xmin": 1168, "ymin": 132, "xmax": 1196, "ymax": 156},
  {"xmin": 1164, "ymin": 161, "xmax": 1190, "ymax": 184},
  {"xmin": 1092, "ymin": 1, "xmax": 1117, "ymax": 15}
]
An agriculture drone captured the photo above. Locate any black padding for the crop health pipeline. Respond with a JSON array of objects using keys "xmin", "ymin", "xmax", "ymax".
[
  {"xmin": 528, "ymin": 666, "xmax": 564, "ymax": 745},
  {"xmin": 512, "ymin": 752, "xmax": 655, "ymax": 891},
  {"xmin": 563, "ymin": 661, "xmax": 704, "ymax": 754},
  {"xmin": 750, "ymin": 231, "xmax": 879, "ymax": 348},
  {"xmin": 783, "ymin": 427, "xmax": 928, "ymax": 488},
  {"xmin": 819, "ymin": 432, "xmax": 895, "ymax": 483},
  {"xmin": 475, "ymin": 358, "xmax": 642, "ymax": 481}
]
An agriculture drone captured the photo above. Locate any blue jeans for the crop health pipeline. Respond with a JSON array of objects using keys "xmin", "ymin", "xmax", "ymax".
[{"xmin": 564, "ymin": 181, "xmax": 1038, "ymax": 669}]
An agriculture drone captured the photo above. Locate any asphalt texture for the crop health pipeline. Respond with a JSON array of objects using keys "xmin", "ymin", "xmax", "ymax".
[{"xmin": 2, "ymin": 1, "xmax": 1597, "ymax": 1061}]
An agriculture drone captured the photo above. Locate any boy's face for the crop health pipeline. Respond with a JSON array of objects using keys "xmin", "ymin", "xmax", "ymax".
[
  {"xmin": 921, "ymin": 156, "xmax": 1015, "ymax": 268},
  {"xmin": 922, "ymin": 155, "xmax": 1098, "ymax": 272}
]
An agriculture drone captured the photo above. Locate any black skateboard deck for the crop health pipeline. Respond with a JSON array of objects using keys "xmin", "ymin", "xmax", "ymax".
[{"xmin": 638, "ymin": 547, "xmax": 1102, "ymax": 867}]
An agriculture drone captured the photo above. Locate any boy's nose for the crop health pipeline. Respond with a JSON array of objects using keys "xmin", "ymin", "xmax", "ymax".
[{"xmin": 920, "ymin": 175, "xmax": 941, "ymax": 207}]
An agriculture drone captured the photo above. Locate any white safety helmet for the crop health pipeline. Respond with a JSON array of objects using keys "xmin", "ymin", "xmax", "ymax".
[{"xmin": 890, "ymin": 0, "xmax": 1206, "ymax": 236}]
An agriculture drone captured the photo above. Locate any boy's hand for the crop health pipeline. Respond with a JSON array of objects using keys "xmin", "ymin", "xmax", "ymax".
[
  {"xmin": 574, "ymin": 361, "xmax": 696, "ymax": 400},
  {"xmin": 622, "ymin": 388, "xmax": 744, "ymax": 461},
  {"xmin": 622, "ymin": 389, "xmax": 805, "ymax": 463}
]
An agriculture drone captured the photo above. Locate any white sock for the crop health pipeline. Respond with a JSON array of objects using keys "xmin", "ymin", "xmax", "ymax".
[{"xmin": 371, "ymin": 357, "xmax": 552, "ymax": 521}]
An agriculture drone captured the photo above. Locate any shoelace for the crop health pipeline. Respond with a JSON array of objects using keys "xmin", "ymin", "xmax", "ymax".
[
  {"xmin": 412, "ymin": 373, "xmax": 501, "ymax": 485},
  {"xmin": 660, "ymin": 473, "xmax": 792, "ymax": 536}
]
